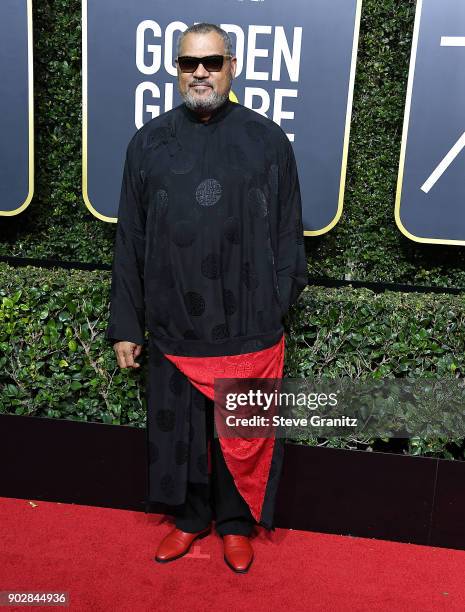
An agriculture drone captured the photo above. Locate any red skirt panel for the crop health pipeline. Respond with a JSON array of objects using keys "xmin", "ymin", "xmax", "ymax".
[{"xmin": 164, "ymin": 333, "xmax": 285, "ymax": 522}]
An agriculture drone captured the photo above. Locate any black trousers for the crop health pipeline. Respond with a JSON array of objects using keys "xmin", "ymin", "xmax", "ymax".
[{"xmin": 174, "ymin": 398, "xmax": 255, "ymax": 536}]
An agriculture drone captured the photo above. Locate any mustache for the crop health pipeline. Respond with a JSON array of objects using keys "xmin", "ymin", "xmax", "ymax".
[{"xmin": 190, "ymin": 81, "xmax": 213, "ymax": 87}]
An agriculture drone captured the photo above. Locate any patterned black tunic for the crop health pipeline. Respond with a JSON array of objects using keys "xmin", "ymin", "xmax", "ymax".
[{"xmin": 105, "ymin": 97, "xmax": 308, "ymax": 527}]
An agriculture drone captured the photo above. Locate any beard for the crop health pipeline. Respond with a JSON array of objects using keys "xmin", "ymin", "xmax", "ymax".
[{"xmin": 180, "ymin": 80, "xmax": 231, "ymax": 113}]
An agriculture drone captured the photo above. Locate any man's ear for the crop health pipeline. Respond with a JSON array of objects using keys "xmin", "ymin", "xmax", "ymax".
[{"xmin": 231, "ymin": 57, "xmax": 237, "ymax": 79}]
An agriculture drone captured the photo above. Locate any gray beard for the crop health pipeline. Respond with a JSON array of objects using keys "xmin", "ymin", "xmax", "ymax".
[{"xmin": 181, "ymin": 86, "xmax": 230, "ymax": 113}]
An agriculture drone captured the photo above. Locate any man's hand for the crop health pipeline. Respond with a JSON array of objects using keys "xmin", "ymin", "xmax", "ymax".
[{"xmin": 113, "ymin": 341, "xmax": 143, "ymax": 369}]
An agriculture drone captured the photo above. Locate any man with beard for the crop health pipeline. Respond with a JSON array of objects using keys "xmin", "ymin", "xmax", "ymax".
[{"xmin": 106, "ymin": 22, "xmax": 308, "ymax": 573}]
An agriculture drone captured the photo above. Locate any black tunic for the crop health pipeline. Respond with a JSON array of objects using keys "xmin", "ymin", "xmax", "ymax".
[{"xmin": 105, "ymin": 97, "xmax": 308, "ymax": 526}]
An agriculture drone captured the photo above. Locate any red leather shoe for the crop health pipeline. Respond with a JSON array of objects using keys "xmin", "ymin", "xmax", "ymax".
[
  {"xmin": 154, "ymin": 526, "xmax": 211, "ymax": 563},
  {"xmin": 223, "ymin": 535, "xmax": 254, "ymax": 573}
]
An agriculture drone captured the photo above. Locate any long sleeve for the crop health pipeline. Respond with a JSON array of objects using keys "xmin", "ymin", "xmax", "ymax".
[
  {"xmin": 276, "ymin": 139, "xmax": 308, "ymax": 315},
  {"xmin": 105, "ymin": 138, "xmax": 147, "ymax": 346}
]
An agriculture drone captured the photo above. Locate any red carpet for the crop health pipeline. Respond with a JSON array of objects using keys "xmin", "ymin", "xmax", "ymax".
[{"xmin": 1, "ymin": 496, "xmax": 464, "ymax": 611}]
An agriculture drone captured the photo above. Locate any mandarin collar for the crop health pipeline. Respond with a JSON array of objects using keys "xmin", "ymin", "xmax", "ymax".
[{"xmin": 180, "ymin": 97, "xmax": 235, "ymax": 125}]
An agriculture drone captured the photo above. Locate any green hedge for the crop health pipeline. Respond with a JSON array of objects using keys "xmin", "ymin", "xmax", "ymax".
[
  {"xmin": 2, "ymin": 0, "xmax": 465, "ymax": 285},
  {"xmin": 1, "ymin": 262, "xmax": 464, "ymax": 459},
  {"xmin": 0, "ymin": 263, "xmax": 146, "ymax": 426}
]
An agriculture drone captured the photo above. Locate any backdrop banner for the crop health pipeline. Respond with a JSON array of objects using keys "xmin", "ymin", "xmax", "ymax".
[
  {"xmin": 0, "ymin": 0, "xmax": 33, "ymax": 216},
  {"xmin": 396, "ymin": 0, "xmax": 465, "ymax": 244},
  {"xmin": 83, "ymin": 0, "xmax": 361, "ymax": 233}
]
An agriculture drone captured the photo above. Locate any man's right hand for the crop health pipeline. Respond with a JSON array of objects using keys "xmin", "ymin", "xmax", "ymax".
[{"xmin": 113, "ymin": 341, "xmax": 143, "ymax": 369}]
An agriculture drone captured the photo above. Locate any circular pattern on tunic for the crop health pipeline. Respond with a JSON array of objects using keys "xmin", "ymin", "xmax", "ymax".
[
  {"xmin": 245, "ymin": 120, "xmax": 268, "ymax": 142},
  {"xmin": 156, "ymin": 409, "xmax": 176, "ymax": 432},
  {"xmin": 247, "ymin": 188, "xmax": 268, "ymax": 218},
  {"xmin": 172, "ymin": 220, "xmax": 197, "ymax": 247},
  {"xmin": 148, "ymin": 442, "xmax": 159, "ymax": 464},
  {"xmin": 211, "ymin": 324, "xmax": 230, "ymax": 341},
  {"xmin": 170, "ymin": 150, "xmax": 196, "ymax": 175},
  {"xmin": 156, "ymin": 189, "xmax": 169, "ymax": 214},
  {"xmin": 175, "ymin": 441, "xmax": 189, "ymax": 465},
  {"xmin": 223, "ymin": 216, "xmax": 240, "ymax": 244},
  {"xmin": 169, "ymin": 370, "xmax": 187, "ymax": 396},
  {"xmin": 201, "ymin": 253, "xmax": 221, "ymax": 279},
  {"xmin": 268, "ymin": 164, "xmax": 279, "ymax": 196},
  {"xmin": 160, "ymin": 473, "xmax": 175, "ymax": 498},
  {"xmin": 223, "ymin": 289, "xmax": 237, "ymax": 316},
  {"xmin": 196, "ymin": 179, "xmax": 222, "ymax": 207},
  {"xmin": 241, "ymin": 339, "xmax": 265, "ymax": 353},
  {"xmin": 183, "ymin": 291, "xmax": 205, "ymax": 316},
  {"xmin": 197, "ymin": 453, "xmax": 209, "ymax": 475},
  {"xmin": 241, "ymin": 262, "xmax": 259, "ymax": 290}
]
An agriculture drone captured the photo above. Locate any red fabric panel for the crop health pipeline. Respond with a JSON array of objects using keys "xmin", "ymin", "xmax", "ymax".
[
  {"xmin": 164, "ymin": 334, "xmax": 285, "ymax": 522},
  {"xmin": 164, "ymin": 335, "xmax": 284, "ymax": 402}
]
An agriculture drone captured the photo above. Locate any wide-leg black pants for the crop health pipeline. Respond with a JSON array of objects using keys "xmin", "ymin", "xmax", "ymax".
[
  {"xmin": 174, "ymin": 397, "xmax": 255, "ymax": 536},
  {"xmin": 146, "ymin": 338, "xmax": 255, "ymax": 535}
]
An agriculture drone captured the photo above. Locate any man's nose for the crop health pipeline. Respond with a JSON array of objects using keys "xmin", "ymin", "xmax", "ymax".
[{"xmin": 192, "ymin": 62, "xmax": 210, "ymax": 78}]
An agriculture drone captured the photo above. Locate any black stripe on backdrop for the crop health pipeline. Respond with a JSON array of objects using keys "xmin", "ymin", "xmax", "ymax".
[
  {"xmin": 306, "ymin": 276, "xmax": 464, "ymax": 295},
  {"xmin": 0, "ymin": 255, "xmax": 112, "ymax": 272},
  {"xmin": 0, "ymin": 255, "xmax": 463, "ymax": 295}
]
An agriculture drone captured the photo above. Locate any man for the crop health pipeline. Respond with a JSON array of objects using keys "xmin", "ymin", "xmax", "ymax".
[{"xmin": 106, "ymin": 23, "xmax": 308, "ymax": 574}]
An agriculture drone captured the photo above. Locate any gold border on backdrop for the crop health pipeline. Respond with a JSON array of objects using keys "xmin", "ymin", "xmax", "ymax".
[
  {"xmin": 0, "ymin": 0, "xmax": 34, "ymax": 217},
  {"xmin": 81, "ymin": 0, "xmax": 116, "ymax": 222},
  {"xmin": 306, "ymin": 0, "xmax": 363, "ymax": 236},
  {"xmin": 394, "ymin": 0, "xmax": 465, "ymax": 245},
  {"xmin": 82, "ymin": 0, "xmax": 363, "ymax": 229}
]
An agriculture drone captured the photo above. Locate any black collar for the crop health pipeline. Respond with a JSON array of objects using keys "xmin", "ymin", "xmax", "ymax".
[{"xmin": 180, "ymin": 97, "xmax": 236, "ymax": 125}]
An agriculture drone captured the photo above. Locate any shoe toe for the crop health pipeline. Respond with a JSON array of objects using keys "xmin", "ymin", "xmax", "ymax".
[
  {"xmin": 223, "ymin": 535, "xmax": 254, "ymax": 573},
  {"xmin": 229, "ymin": 552, "xmax": 253, "ymax": 572},
  {"xmin": 155, "ymin": 540, "xmax": 182, "ymax": 561},
  {"xmin": 155, "ymin": 527, "xmax": 210, "ymax": 563}
]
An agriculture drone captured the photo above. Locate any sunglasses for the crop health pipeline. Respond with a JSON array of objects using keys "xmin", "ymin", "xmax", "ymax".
[{"xmin": 176, "ymin": 54, "xmax": 232, "ymax": 73}]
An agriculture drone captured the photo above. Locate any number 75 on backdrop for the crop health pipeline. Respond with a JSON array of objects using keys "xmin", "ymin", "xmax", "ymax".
[{"xmin": 82, "ymin": 0, "xmax": 362, "ymax": 235}]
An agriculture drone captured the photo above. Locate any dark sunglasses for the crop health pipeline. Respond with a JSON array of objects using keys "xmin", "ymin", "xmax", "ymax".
[{"xmin": 176, "ymin": 54, "xmax": 232, "ymax": 73}]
